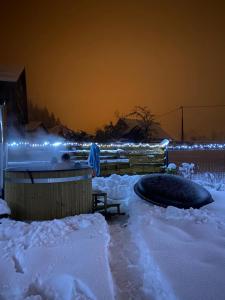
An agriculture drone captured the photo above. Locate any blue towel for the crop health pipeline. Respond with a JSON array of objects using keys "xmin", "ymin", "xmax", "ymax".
[{"xmin": 88, "ymin": 143, "xmax": 100, "ymax": 176}]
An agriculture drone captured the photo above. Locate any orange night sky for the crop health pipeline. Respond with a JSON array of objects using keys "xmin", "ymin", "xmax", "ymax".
[{"xmin": 1, "ymin": 1, "xmax": 225, "ymax": 139}]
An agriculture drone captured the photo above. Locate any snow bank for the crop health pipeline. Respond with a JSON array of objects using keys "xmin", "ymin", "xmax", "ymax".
[
  {"xmin": 1, "ymin": 173, "xmax": 224, "ymax": 300},
  {"xmin": 93, "ymin": 174, "xmax": 140, "ymax": 201},
  {"xmin": 0, "ymin": 198, "xmax": 11, "ymax": 216},
  {"xmin": 129, "ymin": 187, "xmax": 225, "ymax": 300},
  {"xmin": 0, "ymin": 213, "xmax": 114, "ymax": 300},
  {"xmin": 96, "ymin": 174, "xmax": 225, "ymax": 300}
]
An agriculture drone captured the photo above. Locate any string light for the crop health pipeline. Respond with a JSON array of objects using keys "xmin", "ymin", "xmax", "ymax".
[
  {"xmin": 169, "ymin": 144, "xmax": 225, "ymax": 150},
  {"xmin": 8, "ymin": 140, "xmax": 225, "ymax": 151},
  {"xmin": 7, "ymin": 140, "xmax": 169, "ymax": 149}
]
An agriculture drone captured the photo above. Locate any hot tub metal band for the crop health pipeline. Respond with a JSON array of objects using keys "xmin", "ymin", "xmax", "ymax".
[{"xmin": 5, "ymin": 174, "xmax": 92, "ymax": 184}]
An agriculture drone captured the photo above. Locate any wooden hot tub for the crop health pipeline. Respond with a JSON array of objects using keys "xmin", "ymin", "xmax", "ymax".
[{"xmin": 4, "ymin": 165, "xmax": 92, "ymax": 221}]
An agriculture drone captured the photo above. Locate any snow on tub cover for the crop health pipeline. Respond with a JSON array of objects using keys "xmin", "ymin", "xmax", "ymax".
[{"xmin": 134, "ymin": 174, "xmax": 214, "ymax": 209}]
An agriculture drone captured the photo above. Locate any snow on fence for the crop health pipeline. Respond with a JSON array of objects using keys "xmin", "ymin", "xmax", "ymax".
[
  {"xmin": 74, "ymin": 141, "xmax": 169, "ymax": 175},
  {"xmin": 8, "ymin": 140, "xmax": 169, "ymax": 176}
]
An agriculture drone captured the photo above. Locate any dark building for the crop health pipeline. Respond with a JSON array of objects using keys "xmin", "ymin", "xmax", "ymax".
[{"xmin": 0, "ymin": 66, "xmax": 28, "ymax": 138}]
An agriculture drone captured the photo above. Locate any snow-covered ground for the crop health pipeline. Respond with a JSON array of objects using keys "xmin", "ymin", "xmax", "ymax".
[
  {"xmin": 0, "ymin": 213, "xmax": 115, "ymax": 300},
  {"xmin": 1, "ymin": 173, "xmax": 225, "ymax": 300},
  {"xmin": 129, "ymin": 189, "xmax": 225, "ymax": 300},
  {"xmin": 94, "ymin": 174, "xmax": 225, "ymax": 300}
]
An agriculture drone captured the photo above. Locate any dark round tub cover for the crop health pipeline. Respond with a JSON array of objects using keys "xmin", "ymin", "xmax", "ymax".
[{"xmin": 134, "ymin": 174, "xmax": 214, "ymax": 209}]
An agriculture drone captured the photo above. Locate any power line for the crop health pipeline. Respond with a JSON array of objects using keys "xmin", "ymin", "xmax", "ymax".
[
  {"xmin": 156, "ymin": 107, "xmax": 180, "ymax": 119},
  {"xmin": 180, "ymin": 105, "xmax": 225, "ymax": 142},
  {"xmin": 183, "ymin": 104, "xmax": 225, "ymax": 109},
  {"xmin": 156, "ymin": 104, "xmax": 225, "ymax": 142},
  {"xmin": 156, "ymin": 104, "xmax": 225, "ymax": 122},
  {"xmin": 157, "ymin": 105, "xmax": 225, "ymax": 118}
]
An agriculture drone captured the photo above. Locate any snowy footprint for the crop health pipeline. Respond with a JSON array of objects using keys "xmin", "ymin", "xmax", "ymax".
[{"xmin": 25, "ymin": 274, "xmax": 97, "ymax": 300}]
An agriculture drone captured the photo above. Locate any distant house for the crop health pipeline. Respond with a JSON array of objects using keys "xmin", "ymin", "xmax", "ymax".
[
  {"xmin": 115, "ymin": 118, "xmax": 171, "ymax": 142},
  {"xmin": 48, "ymin": 125, "xmax": 74, "ymax": 139},
  {"xmin": 25, "ymin": 121, "xmax": 48, "ymax": 133}
]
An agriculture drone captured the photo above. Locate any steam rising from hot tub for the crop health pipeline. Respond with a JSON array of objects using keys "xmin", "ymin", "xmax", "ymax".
[{"xmin": 7, "ymin": 127, "xmax": 79, "ymax": 171}]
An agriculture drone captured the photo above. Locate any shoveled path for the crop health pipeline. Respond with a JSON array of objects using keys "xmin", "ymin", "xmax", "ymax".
[{"xmin": 108, "ymin": 214, "xmax": 150, "ymax": 300}]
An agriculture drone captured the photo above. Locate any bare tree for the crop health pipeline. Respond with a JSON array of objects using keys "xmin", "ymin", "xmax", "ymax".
[{"xmin": 127, "ymin": 106, "xmax": 159, "ymax": 141}]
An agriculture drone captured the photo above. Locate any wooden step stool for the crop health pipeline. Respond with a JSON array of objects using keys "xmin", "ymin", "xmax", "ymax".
[{"xmin": 92, "ymin": 190, "xmax": 121, "ymax": 215}]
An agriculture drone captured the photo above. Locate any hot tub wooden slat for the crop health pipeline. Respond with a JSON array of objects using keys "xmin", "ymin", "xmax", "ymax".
[{"xmin": 5, "ymin": 167, "xmax": 92, "ymax": 221}]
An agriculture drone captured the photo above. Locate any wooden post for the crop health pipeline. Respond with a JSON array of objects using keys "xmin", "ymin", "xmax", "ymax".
[{"xmin": 180, "ymin": 106, "xmax": 184, "ymax": 143}]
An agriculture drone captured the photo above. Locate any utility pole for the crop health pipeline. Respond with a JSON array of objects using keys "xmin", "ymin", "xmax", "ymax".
[
  {"xmin": 157, "ymin": 104, "xmax": 225, "ymax": 143},
  {"xmin": 180, "ymin": 106, "xmax": 184, "ymax": 143}
]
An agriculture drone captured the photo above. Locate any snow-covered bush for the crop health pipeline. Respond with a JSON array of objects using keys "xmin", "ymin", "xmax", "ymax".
[
  {"xmin": 194, "ymin": 172, "xmax": 225, "ymax": 191},
  {"xmin": 204, "ymin": 172, "xmax": 215, "ymax": 184},
  {"xmin": 179, "ymin": 163, "xmax": 195, "ymax": 179},
  {"xmin": 165, "ymin": 163, "xmax": 177, "ymax": 174}
]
